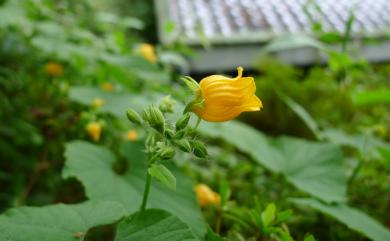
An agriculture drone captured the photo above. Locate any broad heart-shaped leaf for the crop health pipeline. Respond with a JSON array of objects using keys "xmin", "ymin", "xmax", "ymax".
[
  {"xmin": 292, "ymin": 198, "xmax": 390, "ymax": 241},
  {"xmin": 199, "ymin": 121, "xmax": 347, "ymax": 203},
  {"xmin": 63, "ymin": 141, "xmax": 206, "ymax": 239},
  {"xmin": 115, "ymin": 209, "xmax": 198, "ymax": 241},
  {"xmin": 69, "ymin": 86, "xmax": 162, "ymax": 117},
  {"xmin": 0, "ymin": 200, "xmax": 125, "ymax": 241}
]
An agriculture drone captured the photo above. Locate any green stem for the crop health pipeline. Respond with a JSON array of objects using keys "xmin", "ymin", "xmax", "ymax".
[
  {"xmin": 140, "ymin": 171, "xmax": 152, "ymax": 211},
  {"xmin": 194, "ymin": 117, "xmax": 202, "ymax": 130}
]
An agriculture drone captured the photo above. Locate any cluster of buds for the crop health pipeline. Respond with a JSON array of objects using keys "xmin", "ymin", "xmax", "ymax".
[{"xmin": 126, "ymin": 98, "xmax": 208, "ymax": 164}]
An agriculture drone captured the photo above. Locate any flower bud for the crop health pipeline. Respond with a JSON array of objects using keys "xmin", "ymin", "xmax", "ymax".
[
  {"xmin": 159, "ymin": 96, "xmax": 176, "ymax": 113},
  {"xmin": 159, "ymin": 146, "xmax": 176, "ymax": 160},
  {"xmin": 146, "ymin": 133, "xmax": 158, "ymax": 149},
  {"xmin": 191, "ymin": 140, "xmax": 208, "ymax": 158},
  {"xmin": 176, "ymin": 139, "xmax": 192, "ymax": 153},
  {"xmin": 176, "ymin": 113, "xmax": 191, "ymax": 131},
  {"xmin": 143, "ymin": 105, "xmax": 165, "ymax": 133},
  {"xmin": 127, "ymin": 109, "xmax": 142, "ymax": 125},
  {"xmin": 174, "ymin": 129, "xmax": 186, "ymax": 139},
  {"xmin": 164, "ymin": 128, "xmax": 175, "ymax": 139}
]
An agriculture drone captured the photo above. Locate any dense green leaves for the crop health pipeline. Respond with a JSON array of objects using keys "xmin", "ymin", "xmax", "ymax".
[
  {"xmin": 292, "ymin": 198, "xmax": 390, "ymax": 241},
  {"xmin": 0, "ymin": 200, "xmax": 126, "ymax": 241},
  {"xmin": 63, "ymin": 141, "xmax": 206, "ymax": 238},
  {"xmin": 200, "ymin": 121, "xmax": 347, "ymax": 203},
  {"xmin": 116, "ymin": 209, "xmax": 198, "ymax": 241}
]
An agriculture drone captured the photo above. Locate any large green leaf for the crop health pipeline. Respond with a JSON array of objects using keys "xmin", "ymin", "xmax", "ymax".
[
  {"xmin": 63, "ymin": 141, "xmax": 206, "ymax": 239},
  {"xmin": 116, "ymin": 209, "xmax": 198, "ymax": 241},
  {"xmin": 292, "ymin": 198, "xmax": 390, "ymax": 241},
  {"xmin": 0, "ymin": 200, "xmax": 125, "ymax": 241},
  {"xmin": 69, "ymin": 86, "xmax": 162, "ymax": 117},
  {"xmin": 200, "ymin": 121, "xmax": 347, "ymax": 203}
]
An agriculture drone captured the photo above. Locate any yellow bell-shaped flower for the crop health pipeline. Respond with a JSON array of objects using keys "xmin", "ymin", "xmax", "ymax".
[
  {"xmin": 190, "ymin": 67, "xmax": 262, "ymax": 122},
  {"xmin": 194, "ymin": 184, "xmax": 220, "ymax": 207},
  {"xmin": 138, "ymin": 43, "xmax": 157, "ymax": 63},
  {"xmin": 86, "ymin": 122, "xmax": 102, "ymax": 142}
]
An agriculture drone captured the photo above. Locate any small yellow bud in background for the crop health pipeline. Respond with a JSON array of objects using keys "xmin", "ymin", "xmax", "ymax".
[
  {"xmin": 125, "ymin": 130, "xmax": 138, "ymax": 141},
  {"xmin": 45, "ymin": 62, "xmax": 64, "ymax": 77},
  {"xmin": 191, "ymin": 67, "xmax": 262, "ymax": 122},
  {"xmin": 373, "ymin": 124, "xmax": 387, "ymax": 138},
  {"xmin": 91, "ymin": 98, "xmax": 104, "ymax": 108},
  {"xmin": 137, "ymin": 43, "xmax": 157, "ymax": 63},
  {"xmin": 86, "ymin": 122, "xmax": 102, "ymax": 142},
  {"xmin": 195, "ymin": 184, "xmax": 220, "ymax": 207},
  {"xmin": 100, "ymin": 82, "xmax": 113, "ymax": 92}
]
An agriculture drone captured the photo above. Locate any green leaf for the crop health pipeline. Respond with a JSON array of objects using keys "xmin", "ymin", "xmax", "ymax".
[
  {"xmin": 261, "ymin": 34, "xmax": 328, "ymax": 53},
  {"xmin": 0, "ymin": 200, "xmax": 126, "ymax": 241},
  {"xmin": 292, "ymin": 198, "xmax": 390, "ymax": 241},
  {"xmin": 275, "ymin": 209, "xmax": 293, "ymax": 224},
  {"xmin": 353, "ymin": 88, "xmax": 390, "ymax": 106},
  {"xmin": 63, "ymin": 141, "xmax": 206, "ymax": 239},
  {"xmin": 149, "ymin": 164, "xmax": 176, "ymax": 190},
  {"xmin": 303, "ymin": 234, "xmax": 317, "ymax": 241},
  {"xmin": 115, "ymin": 209, "xmax": 198, "ymax": 241},
  {"xmin": 261, "ymin": 203, "xmax": 276, "ymax": 227},
  {"xmin": 276, "ymin": 90, "xmax": 320, "ymax": 138},
  {"xmin": 200, "ymin": 121, "xmax": 347, "ymax": 203},
  {"xmin": 219, "ymin": 180, "xmax": 231, "ymax": 206},
  {"xmin": 69, "ymin": 86, "xmax": 162, "ymax": 117}
]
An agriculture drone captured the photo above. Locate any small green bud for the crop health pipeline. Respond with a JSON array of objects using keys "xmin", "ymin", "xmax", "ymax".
[
  {"xmin": 143, "ymin": 105, "xmax": 165, "ymax": 133},
  {"xmin": 191, "ymin": 140, "xmax": 208, "ymax": 158},
  {"xmin": 159, "ymin": 146, "xmax": 176, "ymax": 160},
  {"xmin": 176, "ymin": 139, "xmax": 192, "ymax": 153},
  {"xmin": 174, "ymin": 129, "xmax": 186, "ymax": 139},
  {"xmin": 126, "ymin": 109, "xmax": 142, "ymax": 125},
  {"xmin": 164, "ymin": 128, "xmax": 175, "ymax": 139},
  {"xmin": 176, "ymin": 113, "xmax": 191, "ymax": 131},
  {"xmin": 159, "ymin": 95, "xmax": 176, "ymax": 113},
  {"xmin": 146, "ymin": 133, "xmax": 158, "ymax": 149}
]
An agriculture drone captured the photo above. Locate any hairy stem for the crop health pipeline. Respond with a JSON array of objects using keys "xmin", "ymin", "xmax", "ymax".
[{"xmin": 140, "ymin": 171, "xmax": 152, "ymax": 211}]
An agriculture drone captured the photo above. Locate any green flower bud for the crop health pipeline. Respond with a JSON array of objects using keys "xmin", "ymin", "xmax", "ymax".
[
  {"xmin": 164, "ymin": 128, "xmax": 175, "ymax": 139},
  {"xmin": 174, "ymin": 129, "xmax": 186, "ymax": 139},
  {"xmin": 146, "ymin": 133, "xmax": 158, "ymax": 149},
  {"xmin": 176, "ymin": 113, "xmax": 191, "ymax": 131},
  {"xmin": 159, "ymin": 146, "xmax": 176, "ymax": 160},
  {"xmin": 126, "ymin": 108, "xmax": 142, "ymax": 125},
  {"xmin": 143, "ymin": 105, "xmax": 165, "ymax": 133},
  {"xmin": 176, "ymin": 139, "xmax": 192, "ymax": 153},
  {"xmin": 159, "ymin": 95, "xmax": 176, "ymax": 113},
  {"xmin": 191, "ymin": 140, "xmax": 208, "ymax": 158}
]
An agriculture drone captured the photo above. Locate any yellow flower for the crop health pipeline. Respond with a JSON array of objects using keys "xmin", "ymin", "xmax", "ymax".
[
  {"xmin": 125, "ymin": 130, "xmax": 138, "ymax": 141},
  {"xmin": 189, "ymin": 67, "xmax": 262, "ymax": 122},
  {"xmin": 194, "ymin": 184, "xmax": 220, "ymax": 207},
  {"xmin": 45, "ymin": 62, "xmax": 64, "ymax": 77},
  {"xmin": 91, "ymin": 98, "xmax": 104, "ymax": 108},
  {"xmin": 138, "ymin": 43, "xmax": 157, "ymax": 63},
  {"xmin": 100, "ymin": 82, "xmax": 113, "ymax": 92},
  {"xmin": 86, "ymin": 122, "xmax": 102, "ymax": 142}
]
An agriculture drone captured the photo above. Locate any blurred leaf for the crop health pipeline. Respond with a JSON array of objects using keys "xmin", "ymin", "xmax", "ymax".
[
  {"xmin": 261, "ymin": 34, "xmax": 328, "ymax": 53},
  {"xmin": 219, "ymin": 180, "xmax": 231, "ymax": 206},
  {"xmin": 63, "ymin": 141, "xmax": 206, "ymax": 239},
  {"xmin": 149, "ymin": 164, "xmax": 176, "ymax": 190},
  {"xmin": 200, "ymin": 121, "xmax": 347, "ymax": 203},
  {"xmin": 261, "ymin": 203, "xmax": 276, "ymax": 227},
  {"xmin": 69, "ymin": 86, "xmax": 162, "ymax": 116},
  {"xmin": 115, "ymin": 209, "xmax": 198, "ymax": 241},
  {"xmin": 205, "ymin": 226, "xmax": 228, "ymax": 241},
  {"xmin": 275, "ymin": 209, "xmax": 293, "ymax": 224},
  {"xmin": 353, "ymin": 88, "xmax": 390, "ymax": 106},
  {"xmin": 303, "ymin": 235, "xmax": 317, "ymax": 241},
  {"xmin": 0, "ymin": 200, "xmax": 126, "ymax": 241},
  {"xmin": 276, "ymin": 90, "xmax": 320, "ymax": 138},
  {"xmin": 292, "ymin": 198, "xmax": 390, "ymax": 241}
]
